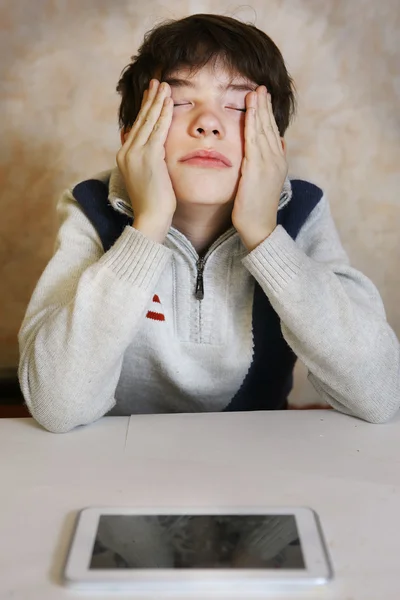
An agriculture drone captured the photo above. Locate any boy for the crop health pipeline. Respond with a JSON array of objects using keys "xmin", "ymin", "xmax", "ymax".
[{"xmin": 18, "ymin": 14, "xmax": 399, "ymax": 433}]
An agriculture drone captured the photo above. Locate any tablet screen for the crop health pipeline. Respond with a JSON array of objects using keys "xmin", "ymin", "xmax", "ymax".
[{"xmin": 89, "ymin": 514, "xmax": 305, "ymax": 570}]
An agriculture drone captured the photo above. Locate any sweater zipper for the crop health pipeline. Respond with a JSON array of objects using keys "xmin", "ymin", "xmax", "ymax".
[
  {"xmin": 168, "ymin": 226, "xmax": 237, "ymax": 301},
  {"xmin": 193, "ymin": 229, "xmax": 237, "ymax": 300},
  {"xmin": 195, "ymin": 258, "xmax": 205, "ymax": 300}
]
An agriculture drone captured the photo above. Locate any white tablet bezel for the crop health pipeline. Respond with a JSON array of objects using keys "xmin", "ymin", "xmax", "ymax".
[{"xmin": 63, "ymin": 506, "xmax": 333, "ymax": 592}]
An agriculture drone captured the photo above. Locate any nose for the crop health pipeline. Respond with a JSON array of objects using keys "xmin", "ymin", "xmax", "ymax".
[{"xmin": 189, "ymin": 108, "xmax": 225, "ymax": 139}]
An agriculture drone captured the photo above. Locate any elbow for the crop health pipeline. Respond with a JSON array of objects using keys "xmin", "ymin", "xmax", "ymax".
[
  {"xmin": 21, "ymin": 384, "xmax": 99, "ymax": 433},
  {"xmin": 333, "ymin": 330, "xmax": 400, "ymax": 424},
  {"xmin": 28, "ymin": 397, "xmax": 110, "ymax": 433},
  {"xmin": 359, "ymin": 402, "xmax": 399, "ymax": 424},
  {"xmin": 23, "ymin": 388, "xmax": 114, "ymax": 434},
  {"xmin": 330, "ymin": 399, "xmax": 399, "ymax": 425},
  {"xmin": 25, "ymin": 402, "xmax": 86, "ymax": 433},
  {"xmin": 363, "ymin": 341, "xmax": 400, "ymax": 424},
  {"xmin": 345, "ymin": 386, "xmax": 400, "ymax": 424},
  {"xmin": 362, "ymin": 359, "xmax": 400, "ymax": 424},
  {"xmin": 309, "ymin": 372, "xmax": 400, "ymax": 425},
  {"xmin": 20, "ymin": 381, "xmax": 84, "ymax": 433},
  {"xmin": 35, "ymin": 416, "xmax": 82, "ymax": 434},
  {"xmin": 19, "ymin": 368, "xmax": 115, "ymax": 433}
]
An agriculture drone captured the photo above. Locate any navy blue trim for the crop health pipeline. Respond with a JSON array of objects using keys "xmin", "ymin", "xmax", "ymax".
[
  {"xmin": 223, "ymin": 281, "xmax": 296, "ymax": 412},
  {"xmin": 278, "ymin": 179, "xmax": 323, "ymax": 239},
  {"xmin": 73, "ymin": 178, "xmax": 132, "ymax": 251}
]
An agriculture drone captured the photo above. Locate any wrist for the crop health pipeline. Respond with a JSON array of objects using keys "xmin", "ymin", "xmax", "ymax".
[
  {"xmin": 239, "ymin": 224, "xmax": 277, "ymax": 252},
  {"xmin": 132, "ymin": 216, "xmax": 172, "ymax": 243}
]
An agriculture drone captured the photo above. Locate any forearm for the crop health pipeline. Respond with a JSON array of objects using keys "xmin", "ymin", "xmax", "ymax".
[
  {"xmin": 19, "ymin": 225, "xmax": 171, "ymax": 433},
  {"xmin": 243, "ymin": 225, "xmax": 400, "ymax": 423}
]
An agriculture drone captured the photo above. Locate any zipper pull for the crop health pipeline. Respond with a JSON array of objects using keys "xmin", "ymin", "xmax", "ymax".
[{"xmin": 195, "ymin": 258, "xmax": 205, "ymax": 300}]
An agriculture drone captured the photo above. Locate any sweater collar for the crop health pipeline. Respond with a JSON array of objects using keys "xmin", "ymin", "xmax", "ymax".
[{"xmin": 107, "ymin": 167, "xmax": 293, "ymax": 219}]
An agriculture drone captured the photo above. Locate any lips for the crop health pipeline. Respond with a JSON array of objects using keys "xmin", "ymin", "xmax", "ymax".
[{"xmin": 179, "ymin": 149, "xmax": 232, "ymax": 167}]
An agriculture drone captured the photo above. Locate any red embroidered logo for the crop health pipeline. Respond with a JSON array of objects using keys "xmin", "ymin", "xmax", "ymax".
[{"xmin": 146, "ymin": 294, "xmax": 165, "ymax": 321}]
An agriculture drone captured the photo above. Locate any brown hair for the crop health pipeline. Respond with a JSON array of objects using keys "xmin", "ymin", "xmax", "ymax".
[{"xmin": 116, "ymin": 13, "xmax": 296, "ymax": 135}]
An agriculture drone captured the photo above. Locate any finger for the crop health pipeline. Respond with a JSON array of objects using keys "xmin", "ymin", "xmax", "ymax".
[
  {"xmin": 140, "ymin": 88, "xmax": 149, "ymax": 109},
  {"xmin": 256, "ymin": 86, "xmax": 280, "ymax": 154},
  {"xmin": 121, "ymin": 80, "xmax": 161, "ymax": 151},
  {"xmin": 133, "ymin": 81, "xmax": 172, "ymax": 147},
  {"xmin": 135, "ymin": 79, "xmax": 161, "ymax": 127},
  {"xmin": 148, "ymin": 96, "xmax": 174, "ymax": 146},
  {"xmin": 266, "ymin": 92, "xmax": 284, "ymax": 155},
  {"xmin": 244, "ymin": 91, "xmax": 258, "ymax": 159},
  {"xmin": 120, "ymin": 87, "xmax": 149, "ymax": 144},
  {"xmin": 251, "ymin": 87, "xmax": 276, "ymax": 163}
]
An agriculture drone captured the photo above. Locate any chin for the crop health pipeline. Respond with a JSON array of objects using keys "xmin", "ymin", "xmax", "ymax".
[
  {"xmin": 175, "ymin": 189, "xmax": 234, "ymax": 206},
  {"xmin": 172, "ymin": 175, "xmax": 238, "ymax": 206}
]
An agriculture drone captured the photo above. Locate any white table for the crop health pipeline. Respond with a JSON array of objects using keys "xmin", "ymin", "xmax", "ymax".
[{"xmin": 1, "ymin": 409, "xmax": 400, "ymax": 599}]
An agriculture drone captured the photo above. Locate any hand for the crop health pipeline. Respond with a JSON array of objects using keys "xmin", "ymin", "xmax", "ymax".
[
  {"xmin": 116, "ymin": 79, "xmax": 176, "ymax": 243},
  {"xmin": 231, "ymin": 86, "xmax": 288, "ymax": 251}
]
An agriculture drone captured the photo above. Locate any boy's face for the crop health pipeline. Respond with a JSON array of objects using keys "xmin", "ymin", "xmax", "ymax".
[{"xmin": 163, "ymin": 62, "xmax": 256, "ymax": 207}]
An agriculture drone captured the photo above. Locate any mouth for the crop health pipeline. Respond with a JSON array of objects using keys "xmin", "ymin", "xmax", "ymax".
[{"xmin": 179, "ymin": 149, "xmax": 232, "ymax": 169}]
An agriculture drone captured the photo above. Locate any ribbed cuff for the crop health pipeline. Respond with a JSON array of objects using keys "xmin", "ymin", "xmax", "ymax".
[
  {"xmin": 99, "ymin": 226, "xmax": 171, "ymax": 289},
  {"xmin": 242, "ymin": 225, "xmax": 304, "ymax": 294}
]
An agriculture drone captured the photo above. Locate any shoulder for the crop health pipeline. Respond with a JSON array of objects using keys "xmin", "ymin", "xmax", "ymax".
[
  {"xmin": 279, "ymin": 178, "xmax": 325, "ymax": 240},
  {"xmin": 290, "ymin": 178, "xmax": 324, "ymax": 206},
  {"xmin": 70, "ymin": 169, "xmax": 112, "ymax": 204},
  {"xmin": 68, "ymin": 169, "xmax": 131, "ymax": 252}
]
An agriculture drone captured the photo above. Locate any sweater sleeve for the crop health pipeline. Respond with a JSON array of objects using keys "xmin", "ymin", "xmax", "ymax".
[
  {"xmin": 242, "ymin": 195, "xmax": 400, "ymax": 423},
  {"xmin": 18, "ymin": 189, "xmax": 171, "ymax": 433}
]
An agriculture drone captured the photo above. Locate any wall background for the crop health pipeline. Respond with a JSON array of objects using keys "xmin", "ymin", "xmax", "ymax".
[{"xmin": 1, "ymin": 0, "xmax": 399, "ymax": 405}]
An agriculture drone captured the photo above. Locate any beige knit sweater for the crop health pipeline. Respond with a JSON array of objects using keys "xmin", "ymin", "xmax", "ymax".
[{"xmin": 18, "ymin": 170, "xmax": 400, "ymax": 432}]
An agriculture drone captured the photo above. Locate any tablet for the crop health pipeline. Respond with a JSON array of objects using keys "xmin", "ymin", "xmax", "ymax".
[{"xmin": 63, "ymin": 506, "xmax": 333, "ymax": 594}]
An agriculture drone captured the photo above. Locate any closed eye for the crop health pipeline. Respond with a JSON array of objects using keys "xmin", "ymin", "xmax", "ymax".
[{"xmin": 173, "ymin": 103, "xmax": 246, "ymax": 112}]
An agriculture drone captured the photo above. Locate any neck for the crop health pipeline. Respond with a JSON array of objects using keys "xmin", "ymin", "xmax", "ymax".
[{"xmin": 172, "ymin": 202, "xmax": 234, "ymax": 255}]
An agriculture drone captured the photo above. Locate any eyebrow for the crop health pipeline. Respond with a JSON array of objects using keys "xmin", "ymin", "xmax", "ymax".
[{"xmin": 164, "ymin": 77, "xmax": 257, "ymax": 93}]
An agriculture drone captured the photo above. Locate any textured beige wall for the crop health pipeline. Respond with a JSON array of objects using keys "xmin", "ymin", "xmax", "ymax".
[{"xmin": 1, "ymin": 0, "xmax": 399, "ymax": 404}]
